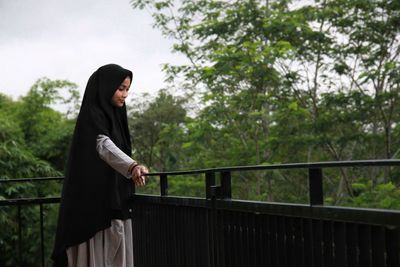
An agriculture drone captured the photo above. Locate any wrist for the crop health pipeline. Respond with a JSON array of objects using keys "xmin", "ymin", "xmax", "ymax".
[{"xmin": 129, "ymin": 163, "xmax": 139, "ymax": 174}]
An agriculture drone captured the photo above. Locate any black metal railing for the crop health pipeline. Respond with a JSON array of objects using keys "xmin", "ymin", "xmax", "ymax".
[
  {"xmin": 1, "ymin": 160, "xmax": 400, "ymax": 267},
  {"xmin": 0, "ymin": 177, "xmax": 62, "ymax": 267},
  {"xmin": 133, "ymin": 160, "xmax": 400, "ymax": 267}
]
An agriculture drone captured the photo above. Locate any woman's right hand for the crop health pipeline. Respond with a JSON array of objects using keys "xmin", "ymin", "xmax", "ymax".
[{"xmin": 131, "ymin": 165, "xmax": 149, "ymax": 187}]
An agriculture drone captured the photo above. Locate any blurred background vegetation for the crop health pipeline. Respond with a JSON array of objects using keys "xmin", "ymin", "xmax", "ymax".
[{"xmin": 1, "ymin": 0, "xmax": 400, "ymax": 265}]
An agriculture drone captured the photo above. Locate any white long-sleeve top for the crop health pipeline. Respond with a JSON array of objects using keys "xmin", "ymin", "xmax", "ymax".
[{"xmin": 96, "ymin": 134, "xmax": 136, "ymax": 179}]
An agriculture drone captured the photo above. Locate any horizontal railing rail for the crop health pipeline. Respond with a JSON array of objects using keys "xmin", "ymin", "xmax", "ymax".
[
  {"xmin": 0, "ymin": 176, "xmax": 63, "ymax": 183},
  {"xmin": 2, "ymin": 159, "xmax": 400, "ymax": 181},
  {"xmin": 134, "ymin": 159, "xmax": 400, "ymax": 206},
  {"xmin": 143, "ymin": 159, "xmax": 400, "ymax": 176},
  {"xmin": 0, "ymin": 196, "xmax": 61, "ymax": 206},
  {"xmin": 4, "ymin": 159, "xmax": 400, "ymax": 207}
]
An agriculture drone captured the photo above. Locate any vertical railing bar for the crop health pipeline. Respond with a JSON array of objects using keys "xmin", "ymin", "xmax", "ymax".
[
  {"xmin": 239, "ymin": 212, "xmax": 246, "ymax": 267},
  {"xmin": 359, "ymin": 224, "xmax": 372, "ymax": 267},
  {"xmin": 220, "ymin": 171, "xmax": 232, "ymax": 199},
  {"xmin": 265, "ymin": 215, "xmax": 272, "ymax": 266},
  {"xmin": 160, "ymin": 174, "xmax": 168, "ymax": 196},
  {"xmin": 214, "ymin": 209, "xmax": 220, "ymax": 267},
  {"xmin": 276, "ymin": 216, "xmax": 285, "ymax": 267},
  {"xmin": 323, "ymin": 220, "xmax": 334, "ymax": 267},
  {"xmin": 232, "ymin": 211, "xmax": 240, "ymax": 267},
  {"xmin": 303, "ymin": 218, "xmax": 313, "ymax": 267},
  {"xmin": 385, "ymin": 226, "xmax": 400, "ymax": 267},
  {"xmin": 333, "ymin": 222, "xmax": 347, "ymax": 267},
  {"xmin": 294, "ymin": 217, "xmax": 305, "ymax": 267},
  {"xmin": 309, "ymin": 168, "xmax": 323, "ymax": 206},
  {"xmin": 147, "ymin": 204, "xmax": 153, "ymax": 267},
  {"xmin": 312, "ymin": 220, "xmax": 323, "ymax": 267},
  {"xmin": 207, "ymin": 207, "xmax": 214, "ymax": 267},
  {"xmin": 270, "ymin": 216, "xmax": 278, "ymax": 266},
  {"xmin": 40, "ymin": 203, "xmax": 45, "ymax": 267},
  {"xmin": 224, "ymin": 211, "xmax": 232, "ymax": 267},
  {"xmin": 346, "ymin": 223, "xmax": 358, "ymax": 267},
  {"xmin": 371, "ymin": 226, "xmax": 386, "ymax": 267},
  {"xmin": 219, "ymin": 210, "xmax": 227, "ymax": 267},
  {"xmin": 18, "ymin": 205, "xmax": 22, "ymax": 267},
  {"xmin": 200, "ymin": 208, "xmax": 208, "ymax": 267},
  {"xmin": 162, "ymin": 204, "xmax": 168, "ymax": 267},
  {"xmin": 249, "ymin": 213, "xmax": 256, "ymax": 267},
  {"xmin": 206, "ymin": 172, "xmax": 216, "ymax": 199},
  {"xmin": 285, "ymin": 217, "xmax": 295, "ymax": 267}
]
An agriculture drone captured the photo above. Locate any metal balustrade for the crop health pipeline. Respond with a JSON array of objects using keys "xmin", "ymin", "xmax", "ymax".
[{"xmin": 1, "ymin": 160, "xmax": 400, "ymax": 266}]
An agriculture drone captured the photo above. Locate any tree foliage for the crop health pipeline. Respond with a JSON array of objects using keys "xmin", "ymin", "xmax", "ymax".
[
  {"xmin": 130, "ymin": 0, "xmax": 400, "ymax": 204},
  {"xmin": 0, "ymin": 78, "xmax": 79, "ymax": 266}
]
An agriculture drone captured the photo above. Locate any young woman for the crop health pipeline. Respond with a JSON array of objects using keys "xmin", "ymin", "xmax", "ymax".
[{"xmin": 52, "ymin": 64, "xmax": 148, "ymax": 267}]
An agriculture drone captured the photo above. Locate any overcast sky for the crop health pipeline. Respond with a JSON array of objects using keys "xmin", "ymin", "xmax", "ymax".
[{"xmin": 0, "ymin": 0, "xmax": 186, "ymax": 104}]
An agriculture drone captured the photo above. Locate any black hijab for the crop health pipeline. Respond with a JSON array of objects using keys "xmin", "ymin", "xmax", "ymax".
[{"xmin": 52, "ymin": 64, "xmax": 133, "ymax": 266}]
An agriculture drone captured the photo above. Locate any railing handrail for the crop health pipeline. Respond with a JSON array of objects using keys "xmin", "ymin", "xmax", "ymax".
[
  {"xmin": 144, "ymin": 159, "xmax": 400, "ymax": 176},
  {"xmin": 0, "ymin": 196, "xmax": 61, "ymax": 206},
  {"xmin": 1, "ymin": 159, "xmax": 400, "ymax": 183},
  {"xmin": 0, "ymin": 177, "xmax": 63, "ymax": 183}
]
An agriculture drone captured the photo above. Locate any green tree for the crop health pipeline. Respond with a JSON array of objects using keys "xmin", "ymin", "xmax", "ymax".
[
  {"xmin": 17, "ymin": 78, "xmax": 79, "ymax": 171},
  {"xmin": 131, "ymin": 0, "xmax": 317, "ymax": 200},
  {"xmin": 131, "ymin": 0, "xmax": 400, "ymax": 205},
  {"xmin": 0, "ymin": 93, "xmax": 62, "ymax": 267},
  {"xmin": 0, "ymin": 77, "xmax": 79, "ymax": 266},
  {"xmin": 128, "ymin": 90, "xmax": 190, "ymax": 195}
]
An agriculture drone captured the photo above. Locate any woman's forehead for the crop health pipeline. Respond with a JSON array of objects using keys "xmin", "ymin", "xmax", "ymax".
[{"xmin": 120, "ymin": 77, "xmax": 131, "ymax": 87}]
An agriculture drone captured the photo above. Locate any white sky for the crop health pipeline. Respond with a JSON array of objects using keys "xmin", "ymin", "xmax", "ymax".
[{"xmin": 0, "ymin": 0, "xmax": 186, "ymax": 105}]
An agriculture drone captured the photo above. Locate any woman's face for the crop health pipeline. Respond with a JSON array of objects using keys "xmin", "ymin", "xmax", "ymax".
[{"xmin": 111, "ymin": 76, "xmax": 131, "ymax": 107}]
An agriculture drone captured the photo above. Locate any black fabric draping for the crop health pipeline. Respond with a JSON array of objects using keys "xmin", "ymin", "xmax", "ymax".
[{"xmin": 52, "ymin": 64, "xmax": 133, "ymax": 266}]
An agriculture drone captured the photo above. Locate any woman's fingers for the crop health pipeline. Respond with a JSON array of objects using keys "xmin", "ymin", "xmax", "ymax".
[
  {"xmin": 142, "ymin": 168, "xmax": 148, "ymax": 185},
  {"xmin": 131, "ymin": 165, "xmax": 148, "ymax": 187},
  {"xmin": 139, "ymin": 166, "xmax": 148, "ymax": 185}
]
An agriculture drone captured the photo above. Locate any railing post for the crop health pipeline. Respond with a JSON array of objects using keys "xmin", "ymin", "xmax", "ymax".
[
  {"xmin": 160, "ymin": 174, "xmax": 168, "ymax": 196},
  {"xmin": 309, "ymin": 168, "xmax": 323, "ymax": 206},
  {"xmin": 206, "ymin": 171, "xmax": 217, "ymax": 267},
  {"xmin": 40, "ymin": 203, "xmax": 45, "ymax": 267},
  {"xmin": 206, "ymin": 172, "xmax": 216, "ymax": 199},
  {"xmin": 220, "ymin": 171, "xmax": 232, "ymax": 199},
  {"xmin": 18, "ymin": 205, "xmax": 22, "ymax": 267}
]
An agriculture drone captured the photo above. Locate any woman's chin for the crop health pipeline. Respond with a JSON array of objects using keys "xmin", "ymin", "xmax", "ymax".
[{"xmin": 113, "ymin": 102, "xmax": 125, "ymax": 107}]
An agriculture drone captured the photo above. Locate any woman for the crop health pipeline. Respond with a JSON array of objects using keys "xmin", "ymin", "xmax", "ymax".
[{"xmin": 52, "ymin": 64, "xmax": 148, "ymax": 267}]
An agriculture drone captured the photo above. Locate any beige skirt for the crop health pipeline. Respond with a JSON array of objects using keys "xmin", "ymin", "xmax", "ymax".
[{"xmin": 66, "ymin": 219, "xmax": 134, "ymax": 267}]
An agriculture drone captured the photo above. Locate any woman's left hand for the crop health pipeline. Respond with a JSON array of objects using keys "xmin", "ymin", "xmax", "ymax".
[{"xmin": 131, "ymin": 165, "xmax": 149, "ymax": 187}]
